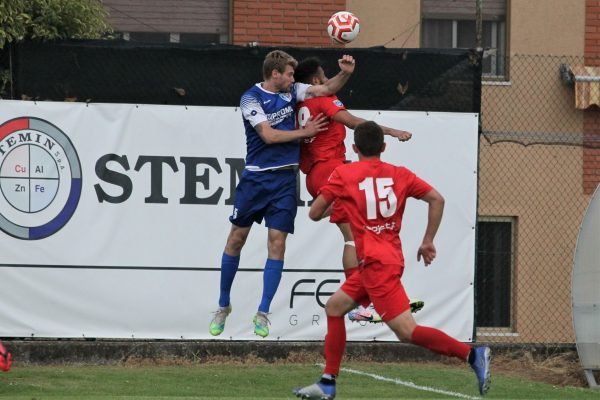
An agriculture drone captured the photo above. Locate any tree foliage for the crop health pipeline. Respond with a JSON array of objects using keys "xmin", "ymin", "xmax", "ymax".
[{"xmin": 0, "ymin": 0, "xmax": 112, "ymax": 48}]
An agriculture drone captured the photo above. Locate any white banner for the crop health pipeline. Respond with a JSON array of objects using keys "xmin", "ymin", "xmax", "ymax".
[{"xmin": 0, "ymin": 100, "xmax": 478, "ymax": 341}]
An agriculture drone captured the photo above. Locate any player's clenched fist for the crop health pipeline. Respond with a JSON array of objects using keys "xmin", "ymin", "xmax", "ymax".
[{"xmin": 338, "ymin": 55, "xmax": 356, "ymax": 74}]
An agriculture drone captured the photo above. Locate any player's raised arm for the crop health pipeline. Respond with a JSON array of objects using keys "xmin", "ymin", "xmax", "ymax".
[
  {"xmin": 416, "ymin": 188, "xmax": 445, "ymax": 266},
  {"xmin": 305, "ymin": 55, "xmax": 355, "ymax": 98},
  {"xmin": 333, "ymin": 111, "xmax": 412, "ymax": 142},
  {"xmin": 385, "ymin": 128, "xmax": 412, "ymax": 141}
]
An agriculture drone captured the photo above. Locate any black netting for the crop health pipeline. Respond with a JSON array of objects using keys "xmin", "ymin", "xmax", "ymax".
[
  {"xmin": 476, "ymin": 54, "xmax": 600, "ymax": 344},
  {"xmin": 0, "ymin": 44, "xmax": 12, "ymax": 99},
  {"xmin": 8, "ymin": 40, "xmax": 481, "ymax": 112}
]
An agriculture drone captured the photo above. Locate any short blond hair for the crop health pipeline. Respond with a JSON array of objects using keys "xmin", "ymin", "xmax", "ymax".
[{"xmin": 263, "ymin": 50, "xmax": 298, "ymax": 80}]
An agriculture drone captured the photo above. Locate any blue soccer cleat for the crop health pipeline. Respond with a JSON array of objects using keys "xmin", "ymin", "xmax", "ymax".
[
  {"xmin": 470, "ymin": 346, "xmax": 492, "ymax": 395},
  {"xmin": 347, "ymin": 306, "xmax": 374, "ymax": 323},
  {"xmin": 292, "ymin": 381, "xmax": 336, "ymax": 400}
]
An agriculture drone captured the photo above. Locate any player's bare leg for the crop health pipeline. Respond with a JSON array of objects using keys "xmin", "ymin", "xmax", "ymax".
[
  {"xmin": 266, "ymin": 228, "xmax": 287, "ymax": 260},
  {"xmin": 337, "ymin": 222, "xmax": 373, "ymax": 322},
  {"xmin": 338, "ymin": 223, "xmax": 358, "ymax": 271},
  {"xmin": 224, "ymin": 224, "xmax": 252, "ymax": 257}
]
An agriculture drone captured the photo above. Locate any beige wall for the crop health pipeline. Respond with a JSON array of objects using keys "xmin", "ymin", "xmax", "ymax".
[
  {"xmin": 347, "ymin": 0, "xmax": 588, "ymax": 343},
  {"xmin": 482, "ymin": 56, "xmax": 582, "ymax": 134},
  {"xmin": 478, "ymin": 1, "xmax": 587, "ymax": 342},
  {"xmin": 478, "ymin": 140, "xmax": 588, "ymax": 342},
  {"xmin": 509, "ymin": 0, "xmax": 585, "ymax": 56},
  {"xmin": 347, "ymin": 0, "xmax": 421, "ymax": 48},
  {"xmin": 348, "ymin": 0, "xmax": 586, "ymax": 55}
]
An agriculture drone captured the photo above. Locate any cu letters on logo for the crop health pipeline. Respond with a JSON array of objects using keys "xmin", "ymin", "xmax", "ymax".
[{"xmin": 0, "ymin": 117, "xmax": 82, "ymax": 240}]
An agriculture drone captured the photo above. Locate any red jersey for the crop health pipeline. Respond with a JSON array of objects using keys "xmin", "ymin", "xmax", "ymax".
[
  {"xmin": 319, "ymin": 159, "xmax": 433, "ymax": 266},
  {"xmin": 297, "ymin": 95, "xmax": 347, "ymax": 174}
]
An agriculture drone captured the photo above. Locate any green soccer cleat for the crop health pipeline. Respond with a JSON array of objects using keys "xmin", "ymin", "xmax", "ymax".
[
  {"xmin": 253, "ymin": 311, "xmax": 270, "ymax": 338},
  {"xmin": 410, "ymin": 299, "xmax": 425, "ymax": 314},
  {"xmin": 368, "ymin": 305, "xmax": 383, "ymax": 323},
  {"xmin": 209, "ymin": 304, "xmax": 232, "ymax": 336}
]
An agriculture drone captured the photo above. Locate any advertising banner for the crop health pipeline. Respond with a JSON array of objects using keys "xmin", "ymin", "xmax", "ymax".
[{"xmin": 0, "ymin": 101, "xmax": 478, "ymax": 341}]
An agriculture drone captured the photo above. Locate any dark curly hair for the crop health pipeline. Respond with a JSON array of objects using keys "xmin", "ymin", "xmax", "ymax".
[{"xmin": 294, "ymin": 57, "xmax": 323, "ymax": 84}]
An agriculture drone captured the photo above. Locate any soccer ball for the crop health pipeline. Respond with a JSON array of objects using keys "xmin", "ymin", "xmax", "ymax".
[{"xmin": 327, "ymin": 11, "xmax": 360, "ymax": 44}]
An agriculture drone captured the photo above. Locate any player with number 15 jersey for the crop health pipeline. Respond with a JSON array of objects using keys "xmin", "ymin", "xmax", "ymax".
[
  {"xmin": 293, "ymin": 121, "xmax": 491, "ymax": 400},
  {"xmin": 320, "ymin": 159, "xmax": 432, "ymax": 268}
]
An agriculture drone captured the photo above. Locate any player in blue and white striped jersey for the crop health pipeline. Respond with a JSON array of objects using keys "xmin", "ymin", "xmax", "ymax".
[{"xmin": 209, "ymin": 50, "xmax": 356, "ymax": 338}]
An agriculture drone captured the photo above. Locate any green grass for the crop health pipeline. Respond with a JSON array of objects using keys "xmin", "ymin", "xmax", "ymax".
[{"xmin": 0, "ymin": 362, "xmax": 598, "ymax": 399}]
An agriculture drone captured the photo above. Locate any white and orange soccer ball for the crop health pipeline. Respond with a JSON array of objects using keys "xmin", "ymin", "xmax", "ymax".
[{"xmin": 327, "ymin": 11, "xmax": 360, "ymax": 44}]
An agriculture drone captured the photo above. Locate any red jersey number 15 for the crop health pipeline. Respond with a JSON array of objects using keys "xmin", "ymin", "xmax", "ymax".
[{"xmin": 359, "ymin": 177, "xmax": 398, "ymax": 220}]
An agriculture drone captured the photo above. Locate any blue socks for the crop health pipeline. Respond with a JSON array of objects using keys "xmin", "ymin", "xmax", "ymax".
[
  {"xmin": 258, "ymin": 258, "xmax": 284, "ymax": 313},
  {"xmin": 218, "ymin": 253, "xmax": 240, "ymax": 307},
  {"xmin": 219, "ymin": 254, "xmax": 284, "ymax": 313}
]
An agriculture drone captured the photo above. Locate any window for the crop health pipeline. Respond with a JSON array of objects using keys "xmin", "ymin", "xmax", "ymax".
[
  {"xmin": 179, "ymin": 33, "xmax": 222, "ymax": 45},
  {"xmin": 475, "ymin": 218, "xmax": 515, "ymax": 328},
  {"xmin": 126, "ymin": 32, "xmax": 170, "ymax": 43},
  {"xmin": 421, "ymin": 0, "xmax": 507, "ymax": 78},
  {"xmin": 103, "ymin": 0, "xmax": 229, "ymax": 44},
  {"xmin": 120, "ymin": 32, "xmax": 222, "ymax": 45},
  {"xmin": 422, "ymin": 19, "xmax": 506, "ymax": 77}
]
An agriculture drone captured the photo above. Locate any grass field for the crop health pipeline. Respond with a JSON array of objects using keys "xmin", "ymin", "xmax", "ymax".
[{"xmin": 1, "ymin": 361, "xmax": 599, "ymax": 399}]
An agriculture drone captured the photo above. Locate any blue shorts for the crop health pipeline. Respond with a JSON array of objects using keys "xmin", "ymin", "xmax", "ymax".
[{"xmin": 229, "ymin": 169, "xmax": 298, "ymax": 234}]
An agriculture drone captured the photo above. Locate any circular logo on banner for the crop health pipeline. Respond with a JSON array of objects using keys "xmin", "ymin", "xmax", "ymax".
[{"xmin": 0, "ymin": 117, "xmax": 82, "ymax": 240}]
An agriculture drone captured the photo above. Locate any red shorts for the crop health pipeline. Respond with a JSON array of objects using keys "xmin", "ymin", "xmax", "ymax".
[
  {"xmin": 306, "ymin": 159, "xmax": 347, "ymax": 223},
  {"xmin": 340, "ymin": 262, "xmax": 410, "ymax": 322}
]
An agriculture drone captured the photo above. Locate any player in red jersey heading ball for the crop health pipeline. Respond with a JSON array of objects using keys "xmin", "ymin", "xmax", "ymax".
[{"xmin": 294, "ymin": 57, "xmax": 423, "ymax": 323}]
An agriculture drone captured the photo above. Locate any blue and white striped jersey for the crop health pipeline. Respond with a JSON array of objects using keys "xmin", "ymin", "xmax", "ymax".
[{"xmin": 240, "ymin": 82, "xmax": 310, "ymax": 171}]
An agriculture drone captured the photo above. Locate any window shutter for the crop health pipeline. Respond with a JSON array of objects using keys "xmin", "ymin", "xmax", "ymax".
[
  {"xmin": 103, "ymin": 0, "xmax": 229, "ymax": 34},
  {"xmin": 422, "ymin": 0, "xmax": 506, "ymax": 20}
]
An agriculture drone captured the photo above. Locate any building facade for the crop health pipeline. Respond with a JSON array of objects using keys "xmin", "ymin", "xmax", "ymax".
[{"xmin": 102, "ymin": 0, "xmax": 596, "ymax": 344}]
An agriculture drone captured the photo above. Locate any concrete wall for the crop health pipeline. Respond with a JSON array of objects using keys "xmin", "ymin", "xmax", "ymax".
[
  {"xmin": 583, "ymin": 1, "xmax": 600, "ymax": 195},
  {"xmin": 509, "ymin": 0, "xmax": 585, "ymax": 56},
  {"xmin": 347, "ymin": 0, "xmax": 421, "ymax": 48},
  {"xmin": 478, "ymin": 0, "xmax": 588, "ymax": 342}
]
